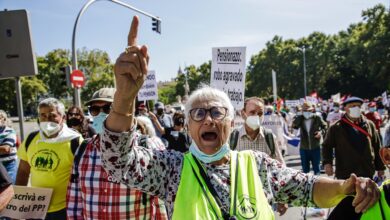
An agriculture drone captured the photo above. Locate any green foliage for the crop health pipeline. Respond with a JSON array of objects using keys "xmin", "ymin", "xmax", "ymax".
[
  {"xmin": 246, "ymin": 4, "xmax": 389, "ymax": 99},
  {"xmin": 158, "ymin": 81, "xmax": 177, "ymax": 104}
]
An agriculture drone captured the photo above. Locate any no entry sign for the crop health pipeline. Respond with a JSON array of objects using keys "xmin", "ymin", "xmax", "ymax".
[{"xmin": 70, "ymin": 70, "xmax": 85, "ymax": 88}]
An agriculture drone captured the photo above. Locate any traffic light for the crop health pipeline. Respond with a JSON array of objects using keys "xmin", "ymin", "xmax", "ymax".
[
  {"xmin": 152, "ymin": 17, "xmax": 161, "ymax": 34},
  {"xmin": 59, "ymin": 65, "xmax": 72, "ymax": 87}
]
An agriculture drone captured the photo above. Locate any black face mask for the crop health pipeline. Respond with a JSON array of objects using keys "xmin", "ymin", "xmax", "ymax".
[
  {"xmin": 174, "ymin": 117, "xmax": 184, "ymax": 126},
  {"xmin": 67, "ymin": 117, "xmax": 82, "ymax": 127},
  {"xmin": 157, "ymin": 109, "xmax": 164, "ymax": 115}
]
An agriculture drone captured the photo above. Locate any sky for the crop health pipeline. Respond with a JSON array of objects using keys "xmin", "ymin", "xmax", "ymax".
[{"xmin": 2, "ymin": 0, "xmax": 389, "ymax": 82}]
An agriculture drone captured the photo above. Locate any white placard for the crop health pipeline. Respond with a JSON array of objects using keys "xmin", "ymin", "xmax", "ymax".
[
  {"xmin": 382, "ymin": 91, "xmax": 388, "ymax": 106},
  {"xmin": 331, "ymin": 93, "xmax": 340, "ymax": 103},
  {"xmin": 305, "ymin": 96, "xmax": 318, "ymax": 104},
  {"xmin": 285, "ymin": 100, "xmax": 300, "ymax": 108},
  {"xmin": 138, "ymin": 70, "xmax": 158, "ymax": 101},
  {"xmin": 0, "ymin": 186, "xmax": 53, "ymax": 219},
  {"xmin": 211, "ymin": 47, "xmax": 246, "ymax": 110}
]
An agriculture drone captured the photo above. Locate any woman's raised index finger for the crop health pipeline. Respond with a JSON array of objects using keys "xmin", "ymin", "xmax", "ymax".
[{"xmin": 128, "ymin": 16, "xmax": 139, "ymax": 46}]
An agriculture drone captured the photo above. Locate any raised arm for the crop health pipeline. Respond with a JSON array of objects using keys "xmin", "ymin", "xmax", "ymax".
[{"xmin": 107, "ymin": 16, "xmax": 149, "ymax": 133}]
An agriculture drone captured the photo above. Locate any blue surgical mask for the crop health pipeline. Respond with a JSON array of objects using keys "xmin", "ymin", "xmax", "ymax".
[
  {"xmin": 303, "ymin": 112, "xmax": 312, "ymax": 119},
  {"xmin": 92, "ymin": 112, "xmax": 108, "ymax": 133},
  {"xmin": 369, "ymin": 107, "xmax": 376, "ymax": 113},
  {"xmin": 189, "ymin": 142, "xmax": 230, "ymax": 163}
]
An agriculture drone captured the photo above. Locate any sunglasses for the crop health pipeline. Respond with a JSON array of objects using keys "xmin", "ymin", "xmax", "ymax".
[
  {"xmin": 88, "ymin": 104, "xmax": 111, "ymax": 116},
  {"xmin": 189, "ymin": 107, "xmax": 228, "ymax": 122},
  {"xmin": 68, "ymin": 113, "xmax": 80, "ymax": 117}
]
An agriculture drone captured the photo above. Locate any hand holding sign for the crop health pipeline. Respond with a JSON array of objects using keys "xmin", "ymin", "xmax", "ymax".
[{"xmin": 114, "ymin": 16, "xmax": 149, "ymax": 108}]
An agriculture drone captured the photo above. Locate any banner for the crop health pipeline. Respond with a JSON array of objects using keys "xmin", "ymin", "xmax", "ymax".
[
  {"xmin": 138, "ymin": 70, "xmax": 158, "ymax": 101},
  {"xmin": 285, "ymin": 100, "xmax": 300, "ymax": 108},
  {"xmin": 305, "ymin": 96, "xmax": 318, "ymax": 104},
  {"xmin": 0, "ymin": 186, "xmax": 53, "ymax": 219},
  {"xmin": 211, "ymin": 47, "xmax": 246, "ymax": 110}
]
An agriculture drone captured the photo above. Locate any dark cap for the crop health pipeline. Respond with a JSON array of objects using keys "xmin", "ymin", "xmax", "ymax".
[
  {"xmin": 154, "ymin": 102, "xmax": 164, "ymax": 109},
  {"xmin": 342, "ymin": 96, "xmax": 363, "ymax": 106}
]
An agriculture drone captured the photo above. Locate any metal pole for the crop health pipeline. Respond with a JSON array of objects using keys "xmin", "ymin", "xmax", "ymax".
[
  {"xmin": 302, "ymin": 46, "xmax": 307, "ymax": 97},
  {"xmin": 71, "ymin": 0, "xmax": 161, "ymax": 107},
  {"xmin": 15, "ymin": 77, "xmax": 25, "ymax": 141}
]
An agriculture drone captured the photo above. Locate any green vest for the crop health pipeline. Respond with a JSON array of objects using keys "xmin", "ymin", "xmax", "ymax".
[
  {"xmin": 361, "ymin": 179, "xmax": 390, "ymax": 220},
  {"xmin": 172, "ymin": 151, "xmax": 274, "ymax": 220}
]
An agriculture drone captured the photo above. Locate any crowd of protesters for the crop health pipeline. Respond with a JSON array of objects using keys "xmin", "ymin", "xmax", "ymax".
[{"xmin": 0, "ymin": 16, "xmax": 390, "ymax": 220}]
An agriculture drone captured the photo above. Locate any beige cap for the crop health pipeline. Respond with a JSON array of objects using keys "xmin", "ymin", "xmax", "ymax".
[{"xmin": 85, "ymin": 88, "xmax": 116, "ymax": 105}]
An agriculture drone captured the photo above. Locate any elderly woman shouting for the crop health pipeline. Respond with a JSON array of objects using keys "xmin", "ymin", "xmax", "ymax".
[{"xmin": 101, "ymin": 16, "xmax": 379, "ymax": 220}]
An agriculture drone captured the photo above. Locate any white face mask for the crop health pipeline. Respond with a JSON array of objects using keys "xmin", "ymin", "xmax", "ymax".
[
  {"xmin": 246, "ymin": 115, "xmax": 260, "ymax": 130},
  {"xmin": 39, "ymin": 121, "xmax": 61, "ymax": 137},
  {"xmin": 333, "ymin": 107, "xmax": 339, "ymax": 112},
  {"xmin": 348, "ymin": 106, "xmax": 361, "ymax": 118},
  {"xmin": 303, "ymin": 112, "xmax": 312, "ymax": 119}
]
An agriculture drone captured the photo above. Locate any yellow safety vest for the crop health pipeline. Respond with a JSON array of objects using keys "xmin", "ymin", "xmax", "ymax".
[{"xmin": 172, "ymin": 151, "xmax": 274, "ymax": 220}]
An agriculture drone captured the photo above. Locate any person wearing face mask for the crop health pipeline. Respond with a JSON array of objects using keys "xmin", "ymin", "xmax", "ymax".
[
  {"xmin": 364, "ymin": 102, "xmax": 383, "ymax": 134},
  {"xmin": 323, "ymin": 96, "xmax": 385, "ymax": 181},
  {"xmin": 16, "ymin": 98, "xmax": 82, "ymax": 220},
  {"xmin": 85, "ymin": 88, "xmax": 116, "ymax": 134},
  {"xmin": 262, "ymin": 105, "xmax": 288, "ymax": 157},
  {"xmin": 66, "ymin": 106, "xmax": 96, "ymax": 139},
  {"xmin": 326, "ymin": 102, "xmax": 343, "ymax": 126},
  {"xmin": 99, "ymin": 17, "xmax": 381, "ymax": 220},
  {"xmin": 292, "ymin": 102, "xmax": 327, "ymax": 175},
  {"xmin": 150, "ymin": 112, "xmax": 191, "ymax": 152},
  {"xmin": 153, "ymin": 102, "xmax": 173, "ymax": 138}
]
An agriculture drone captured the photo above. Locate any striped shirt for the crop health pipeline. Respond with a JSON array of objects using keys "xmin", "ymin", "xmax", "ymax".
[
  {"xmin": 236, "ymin": 125, "xmax": 284, "ymax": 163},
  {"xmin": 0, "ymin": 126, "xmax": 17, "ymax": 162},
  {"xmin": 66, "ymin": 135, "xmax": 168, "ymax": 220}
]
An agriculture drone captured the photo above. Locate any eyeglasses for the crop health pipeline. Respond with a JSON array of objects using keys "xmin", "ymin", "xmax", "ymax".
[
  {"xmin": 88, "ymin": 104, "xmax": 111, "ymax": 116},
  {"xmin": 189, "ymin": 107, "xmax": 228, "ymax": 122},
  {"xmin": 68, "ymin": 113, "xmax": 80, "ymax": 117}
]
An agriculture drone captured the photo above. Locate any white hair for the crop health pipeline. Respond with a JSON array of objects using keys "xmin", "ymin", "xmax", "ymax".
[
  {"xmin": 38, "ymin": 98, "xmax": 66, "ymax": 116},
  {"xmin": 0, "ymin": 110, "xmax": 12, "ymax": 127},
  {"xmin": 136, "ymin": 116, "xmax": 156, "ymax": 137},
  {"xmin": 184, "ymin": 86, "xmax": 234, "ymax": 123},
  {"xmin": 384, "ymin": 123, "xmax": 390, "ymax": 147}
]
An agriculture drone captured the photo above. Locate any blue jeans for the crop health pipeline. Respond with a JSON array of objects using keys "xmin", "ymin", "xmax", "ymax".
[
  {"xmin": 2, "ymin": 159, "xmax": 18, "ymax": 184},
  {"xmin": 300, "ymin": 148, "xmax": 321, "ymax": 175}
]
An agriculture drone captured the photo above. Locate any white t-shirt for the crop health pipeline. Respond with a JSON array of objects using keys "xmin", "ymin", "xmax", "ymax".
[{"xmin": 262, "ymin": 114, "xmax": 287, "ymax": 150}]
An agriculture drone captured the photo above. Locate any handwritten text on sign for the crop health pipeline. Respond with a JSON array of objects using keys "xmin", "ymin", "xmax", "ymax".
[
  {"xmin": 0, "ymin": 186, "xmax": 53, "ymax": 219},
  {"xmin": 138, "ymin": 70, "xmax": 158, "ymax": 101},
  {"xmin": 211, "ymin": 47, "xmax": 246, "ymax": 110}
]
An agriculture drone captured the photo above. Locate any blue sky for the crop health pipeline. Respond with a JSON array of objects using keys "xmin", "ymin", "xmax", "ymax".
[{"xmin": 2, "ymin": 0, "xmax": 388, "ymax": 82}]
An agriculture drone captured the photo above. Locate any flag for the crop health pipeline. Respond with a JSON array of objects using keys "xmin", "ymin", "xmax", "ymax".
[{"xmin": 310, "ymin": 91, "xmax": 318, "ymax": 98}]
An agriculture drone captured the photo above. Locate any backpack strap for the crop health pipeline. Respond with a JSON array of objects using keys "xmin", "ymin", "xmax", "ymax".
[
  {"xmin": 25, "ymin": 130, "xmax": 39, "ymax": 152},
  {"xmin": 229, "ymin": 128, "xmax": 240, "ymax": 150},
  {"xmin": 70, "ymin": 137, "xmax": 81, "ymax": 155},
  {"xmin": 70, "ymin": 138, "xmax": 91, "ymax": 182},
  {"xmin": 263, "ymin": 128, "xmax": 276, "ymax": 157}
]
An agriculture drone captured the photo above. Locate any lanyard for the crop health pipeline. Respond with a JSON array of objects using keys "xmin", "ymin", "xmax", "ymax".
[{"xmin": 190, "ymin": 155, "xmax": 239, "ymax": 220}]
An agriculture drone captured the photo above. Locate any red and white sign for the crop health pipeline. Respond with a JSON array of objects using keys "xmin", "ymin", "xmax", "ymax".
[{"xmin": 70, "ymin": 70, "xmax": 85, "ymax": 88}]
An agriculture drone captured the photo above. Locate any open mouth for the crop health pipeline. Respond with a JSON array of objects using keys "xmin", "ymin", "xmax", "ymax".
[{"xmin": 201, "ymin": 131, "xmax": 218, "ymax": 141}]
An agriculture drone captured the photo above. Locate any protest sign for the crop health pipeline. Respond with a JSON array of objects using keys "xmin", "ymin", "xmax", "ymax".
[
  {"xmin": 305, "ymin": 96, "xmax": 318, "ymax": 104},
  {"xmin": 382, "ymin": 91, "xmax": 388, "ymax": 106},
  {"xmin": 138, "ymin": 70, "xmax": 158, "ymax": 101},
  {"xmin": 211, "ymin": 47, "xmax": 246, "ymax": 110},
  {"xmin": 285, "ymin": 100, "xmax": 300, "ymax": 108},
  {"xmin": 331, "ymin": 93, "xmax": 340, "ymax": 103},
  {"xmin": 0, "ymin": 186, "xmax": 52, "ymax": 219}
]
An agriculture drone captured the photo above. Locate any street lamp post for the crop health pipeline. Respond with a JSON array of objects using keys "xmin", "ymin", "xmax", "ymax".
[
  {"xmin": 297, "ymin": 46, "xmax": 307, "ymax": 97},
  {"xmin": 72, "ymin": 0, "xmax": 161, "ymax": 107}
]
